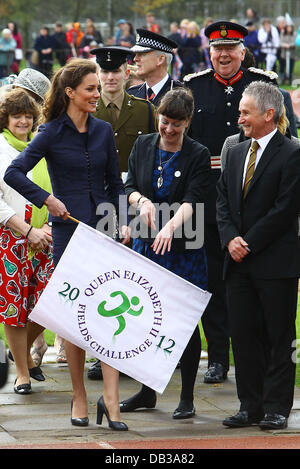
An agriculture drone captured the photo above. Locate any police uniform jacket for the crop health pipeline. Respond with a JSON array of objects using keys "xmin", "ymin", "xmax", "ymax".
[
  {"xmin": 127, "ymin": 75, "xmax": 182, "ymax": 107},
  {"xmin": 94, "ymin": 92, "xmax": 156, "ymax": 172}
]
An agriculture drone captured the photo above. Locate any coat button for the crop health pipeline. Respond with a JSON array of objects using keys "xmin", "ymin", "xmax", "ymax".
[
  {"xmin": 226, "ymin": 121, "xmax": 231, "ymax": 126},
  {"xmin": 138, "ymin": 131, "xmax": 142, "ymax": 134},
  {"xmin": 227, "ymin": 102, "xmax": 231, "ymax": 107},
  {"xmin": 114, "ymin": 132, "xmax": 118, "ymax": 136}
]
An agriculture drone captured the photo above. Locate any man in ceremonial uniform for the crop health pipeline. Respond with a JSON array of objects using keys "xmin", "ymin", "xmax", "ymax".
[
  {"xmin": 91, "ymin": 46, "xmax": 156, "ymax": 175},
  {"xmin": 184, "ymin": 21, "xmax": 278, "ymax": 384},
  {"xmin": 127, "ymin": 29, "xmax": 182, "ymax": 106},
  {"xmin": 88, "ymin": 46, "xmax": 156, "ymax": 380}
]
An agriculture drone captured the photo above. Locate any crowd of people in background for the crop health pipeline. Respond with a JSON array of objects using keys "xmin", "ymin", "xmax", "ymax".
[
  {"xmin": 0, "ymin": 10, "xmax": 299, "ymax": 84},
  {"xmin": 0, "ymin": 7, "xmax": 299, "ymax": 435}
]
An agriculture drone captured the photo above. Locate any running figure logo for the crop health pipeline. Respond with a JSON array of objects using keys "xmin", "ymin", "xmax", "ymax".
[{"xmin": 97, "ymin": 291, "xmax": 143, "ymax": 339}]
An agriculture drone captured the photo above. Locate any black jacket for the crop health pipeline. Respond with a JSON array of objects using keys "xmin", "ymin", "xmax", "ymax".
[
  {"xmin": 216, "ymin": 130, "xmax": 300, "ymax": 279},
  {"xmin": 127, "ymin": 76, "xmax": 182, "ymax": 107},
  {"xmin": 125, "ymin": 133, "xmax": 211, "ymax": 251}
]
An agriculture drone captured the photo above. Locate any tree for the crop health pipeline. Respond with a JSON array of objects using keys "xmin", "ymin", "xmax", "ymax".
[
  {"xmin": 0, "ymin": 0, "xmax": 14, "ymax": 19},
  {"xmin": 131, "ymin": 0, "xmax": 174, "ymax": 16}
]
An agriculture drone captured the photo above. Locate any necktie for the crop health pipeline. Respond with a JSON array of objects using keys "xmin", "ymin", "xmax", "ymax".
[
  {"xmin": 147, "ymin": 87, "xmax": 155, "ymax": 102},
  {"xmin": 243, "ymin": 140, "xmax": 259, "ymax": 198},
  {"xmin": 107, "ymin": 102, "xmax": 118, "ymax": 127}
]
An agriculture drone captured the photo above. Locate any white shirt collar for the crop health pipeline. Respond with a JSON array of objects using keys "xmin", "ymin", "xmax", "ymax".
[
  {"xmin": 243, "ymin": 128, "xmax": 278, "ymax": 185},
  {"xmin": 253, "ymin": 128, "xmax": 278, "ymax": 153},
  {"xmin": 146, "ymin": 74, "xmax": 169, "ymax": 97}
]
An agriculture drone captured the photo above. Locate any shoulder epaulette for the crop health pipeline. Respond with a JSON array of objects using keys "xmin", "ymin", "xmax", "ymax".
[
  {"xmin": 127, "ymin": 94, "xmax": 148, "ymax": 103},
  {"xmin": 248, "ymin": 67, "xmax": 278, "ymax": 81},
  {"xmin": 183, "ymin": 68, "xmax": 213, "ymax": 82}
]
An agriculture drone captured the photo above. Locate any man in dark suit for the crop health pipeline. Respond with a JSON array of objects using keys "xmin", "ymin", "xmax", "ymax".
[
  {"xmin": 216, "ymin": 81, "xmax": 300, "ymax": 430},
  {"xmin": 127, "ymin": 28, "xmax": 182, "ymax": 106}
]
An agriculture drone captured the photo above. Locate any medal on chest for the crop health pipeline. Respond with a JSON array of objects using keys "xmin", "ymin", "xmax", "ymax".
[
  {"xmin": 224, "ymin": 86, "xmax": 234, "ymax": 95},
  {"xmin": 214, "ymin": 70, "xmax": 243, "ymax": 96}
]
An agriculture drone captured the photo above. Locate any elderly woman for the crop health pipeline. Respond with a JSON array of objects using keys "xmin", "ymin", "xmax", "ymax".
[
  {"xmin": 0, "ymin": 28, "xmax": 16, "ymax": 78},
  {"xmin": 4, "ymin": 58, "xmax": 130, "ymax": 430},
  {"xmin": 0, "ymin": 88, "xmax": 53, "ymax": 394},
  {"xmin": 121, "ymin": 87, "xmax": 211, "ymax": 419}
]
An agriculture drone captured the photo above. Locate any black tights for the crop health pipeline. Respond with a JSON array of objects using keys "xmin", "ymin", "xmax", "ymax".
[{"xmin": 141, "ymin": 326, "xmax": 201, "ymax": 402}]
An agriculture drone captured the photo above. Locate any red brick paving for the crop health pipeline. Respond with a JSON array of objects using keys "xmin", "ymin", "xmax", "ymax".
[{"xmin": 1, "ymin": 436, "xmax": 300, "ymax": 449}]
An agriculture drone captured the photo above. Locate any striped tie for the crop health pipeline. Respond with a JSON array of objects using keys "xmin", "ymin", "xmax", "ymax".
[{"xmin": 243, "ymin": 140, "xmax": 259, "ymax": 198}]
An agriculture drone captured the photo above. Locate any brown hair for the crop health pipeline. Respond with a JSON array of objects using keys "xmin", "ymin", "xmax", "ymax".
[
  {"xmin": 42, "ymin": 58, "xmax": 98, "ymax": 122},
  {"xmin": 156, "ymin": 87, "xmax": 194, "ymax": 122},
  {"xmin": 0, "ymin": 88, "xmax": 40, "ymax": 133}
]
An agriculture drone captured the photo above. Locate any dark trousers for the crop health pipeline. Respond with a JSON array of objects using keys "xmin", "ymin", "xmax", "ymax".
[
  {"xmin": 201, "ymin": 223, "xmax": 229, "ymax": 370},
  {"xmin": 226, "ymin": 271, "xmax": 298, "ymax": 417}
]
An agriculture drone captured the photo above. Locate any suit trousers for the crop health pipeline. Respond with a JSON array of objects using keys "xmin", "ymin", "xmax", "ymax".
[
  {"xmin": 201, "ymin": 223, "xmax": 229, "ymax": 370},
  {"xmin": 226, "ymin": 270, "xmax": 298, "ymax": 418}
]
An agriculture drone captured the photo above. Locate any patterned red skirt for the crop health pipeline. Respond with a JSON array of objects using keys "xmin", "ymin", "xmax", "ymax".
[{"xmin": 0, "ymin": 206, "xmax": 54, "ymax": 327}]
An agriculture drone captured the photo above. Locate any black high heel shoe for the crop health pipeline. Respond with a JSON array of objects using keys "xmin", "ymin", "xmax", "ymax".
[
  {"xmin": 97, "ymin": 396, "xmax": 128, "ymax": 431},
  {"xmin": 71, "ymin": 400, "xmax": 89, "ymax": 427}
]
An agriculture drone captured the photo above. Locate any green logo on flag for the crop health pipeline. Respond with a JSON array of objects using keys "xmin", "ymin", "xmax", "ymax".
[{"xmin": 98, "ymin": 290, "xmax": 143, "ymax": 338}]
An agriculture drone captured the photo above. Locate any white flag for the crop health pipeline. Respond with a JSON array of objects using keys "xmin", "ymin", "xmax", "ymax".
[{"xmin": 30, "ymin": 223, "xmax": 211, "ymax": 393}]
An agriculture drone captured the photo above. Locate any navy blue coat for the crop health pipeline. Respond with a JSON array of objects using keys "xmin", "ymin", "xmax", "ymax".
[{"xmin": 4, "ymin": 112, "xmax": 125, "ymax": 224}]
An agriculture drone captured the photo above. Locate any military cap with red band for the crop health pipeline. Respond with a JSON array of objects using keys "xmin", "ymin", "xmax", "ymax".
[{"xmin": 205, "ymin": 21, "xmax": 248, "ymax": 46}]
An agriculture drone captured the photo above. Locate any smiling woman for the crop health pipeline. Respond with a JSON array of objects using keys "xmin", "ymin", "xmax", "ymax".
[
  {"xmin": 3, "ymin": 58, "xmax": 130, "ymax": 431},
  {"xmin": 122, "ymin": 87, "xmax": 212, "ymax": 418},
  {"xmin": 0, "ymin": 88, "xmax": 53, "ymax": 394}
]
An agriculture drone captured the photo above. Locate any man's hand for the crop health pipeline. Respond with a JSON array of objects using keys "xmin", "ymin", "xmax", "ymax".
[{"xmin": 227, "ymin": 236, "xmax": 250, "ymax": 263}]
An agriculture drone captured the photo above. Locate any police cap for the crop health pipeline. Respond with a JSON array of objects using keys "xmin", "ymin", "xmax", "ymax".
[{"xmin": 131, "ymin": 29, "xmax": 178, "ymax": 54}]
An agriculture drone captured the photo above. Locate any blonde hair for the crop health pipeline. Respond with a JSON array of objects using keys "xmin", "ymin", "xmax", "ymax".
[{"xmin": 277, "ymin": 106, "xmax": 290, "ymax": 135}]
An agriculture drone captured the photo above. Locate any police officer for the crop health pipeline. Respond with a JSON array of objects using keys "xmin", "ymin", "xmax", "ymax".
[
  {"xmin": 91, "ymin": 46, "xmax": 156, "ymax": 176},
  {"xmin": 128, "ymin": 29, "xmax": 182, "ymax": 106},
  {"xmin": 87, "ymin": 46, "xmax": 156, "ymax": 380},
  {"xmin": 184, "ymin": 21, "xmax": 277, "ymax": 384}
]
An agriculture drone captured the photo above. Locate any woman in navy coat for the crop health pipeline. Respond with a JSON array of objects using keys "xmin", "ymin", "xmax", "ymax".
[{"xmin": 4, "ymin": 58, "xmax": 129, "ymax": 431}]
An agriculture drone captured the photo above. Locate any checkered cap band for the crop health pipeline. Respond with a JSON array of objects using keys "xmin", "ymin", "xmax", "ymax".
[{"xmin": 135, "ymin": 34, "xmax": 174, "ymax": 53}]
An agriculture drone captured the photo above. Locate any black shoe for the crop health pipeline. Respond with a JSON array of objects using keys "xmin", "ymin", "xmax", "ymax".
[
  {"xmin": 14, "ymin": 379, "xmax": 32, "ymax": 395},
  {"xmin": 87, "ymin": 360, "xmax": 103, "ymax": 380},
  {"xmin": 29, "ymin": 366, "xmax": 45, "ymax": 382},
  {"xmin": 0, "ymin": 340, "xmax": 8, "ymax": 389},
  {"xmin": 120, "ymin": 389, "xmax": 157, "ymax": 412},
  {"xmin": 70, "ymin": 400, "xmax": 89, "ymax": 427},
  {"xmin": 223, "ymin": 411, "xmax": 262, "ymax": 428},
  {"xmin": 8, "ymin": 350, "xmax": 45, "ymax": 382},
  {"xmin": 97, "ymin": 396, "xmax": 128, "ymax": 431},
  {"xmin": 259, "ymin": 413, "xmax": 288, "ymax": 430},
  {"xmin": 204, "ymin": 362, "xmax": 227, "ymax": 384},
  {"xmin": 173, "ymin": 400, "xmax": 195, "ymax": 419}
]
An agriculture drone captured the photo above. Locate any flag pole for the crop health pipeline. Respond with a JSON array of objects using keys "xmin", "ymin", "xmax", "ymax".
[{"xmin": 67, "ymin": 215, "xmax": 80, "ymax": 224}]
